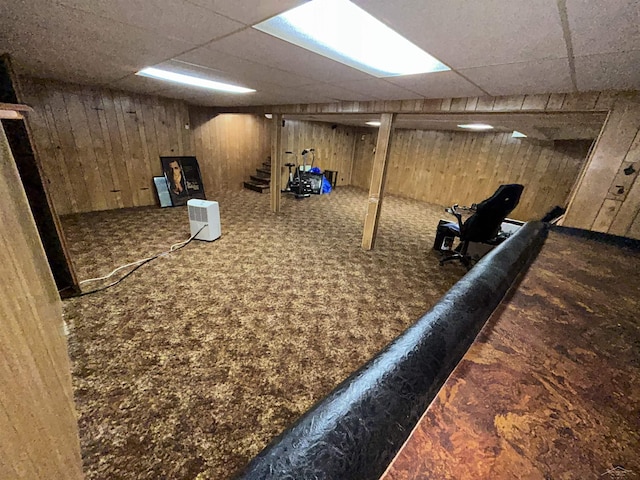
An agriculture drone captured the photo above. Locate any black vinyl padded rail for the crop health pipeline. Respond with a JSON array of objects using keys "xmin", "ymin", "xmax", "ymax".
[{"xmin": 234, "ymin": 221, "xmax": 549, "ymax": 480}]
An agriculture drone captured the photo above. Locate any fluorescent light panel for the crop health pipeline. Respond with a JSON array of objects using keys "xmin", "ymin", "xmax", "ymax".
[
  {"xmin": 366, "ymin": 121, "xmax": 381, "ymax": 126},
  {"xmin": 512, "ymin": 130, "xmax": 527, "ymax": 138},
  {"xmin": 0, "ymin": 110, "xmax": 22, "ymax": 119},
  {"xmin": 458, "ymin": 123, "xmax": 494, "ymax": 130},
  {"xmin": 254, "ymin": 0, "xmax": 450, "ymax": 77},
  {"xmin": 136, "ymin": 67, "xmax": 256, "ymax": 94}
]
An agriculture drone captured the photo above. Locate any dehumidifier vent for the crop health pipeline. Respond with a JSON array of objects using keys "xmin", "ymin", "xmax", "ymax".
[
  {"xmin": 188, "ymin": 204, "xmax": 206, "ymax": 223},
  {"xmin": 187, "ymin": 199, "xmax": 221, "ymax": 242}
]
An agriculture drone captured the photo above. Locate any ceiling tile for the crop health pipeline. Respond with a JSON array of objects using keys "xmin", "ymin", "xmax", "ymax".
[
  {"xmin": 567, "ymin": 0, "xmax": 640, "ymax": 56},
  {"xmin": 8, "ymin": 52, "xmax": 121, "ymax": 86},
  {"xmin": 207, "ymin": 29, "xmax": 374, "ymax": 83},
  {"xmin": 459, "ymin": 58, "xmax": 573, "ymax": 96},
  {"xmin": 330, "ymin": 78, "xmax": 422, "ymax": 101},
  {"xmin": 149, "ymin": 59, "xmax": 338, "ymax": 101},
  {"xmin": 156, "ymin": 83, "xmax": 334, "ymax": 107},
  {"xmin": 1, "ymin": 2, "xmax": 194, "ymax": 83},
  {"xmin": 243, "ymin": 89, "xmax": 335, "ymax": 104},
  {"xmin": 352, "ymin": 0, "xmax": 567, "ymax": 69},
  {"xmin": 2, "ymin": 0, "xmax": 638, "ymax": 107},
  {"xmin": 57, "ymin": 0, "xmax": 244, "ymax": 44},
  {"xmin": 575, "ymin": 50, "xmax": 640, "ymax": 91},
  {"xmin": 185, "ymin": 0, "xmax": 307, "ymax": 25},
  {"xmin": 386, "ymin": 71, "xmax": 487, "ymax": 98},
  {"xmin": 107, "ymin": 75, "xmax": 174, "ymax": 95},
  {"xmin": 291, "ymin": 83, "xmax": 378, "ymax": 101},
  {"xmin": 176, "ymin": 47, "xmax": 315, "ymax": 87}
]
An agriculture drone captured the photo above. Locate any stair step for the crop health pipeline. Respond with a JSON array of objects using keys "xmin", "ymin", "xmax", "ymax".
[
  {"xmin": 256, "ymin": 167, "xmax": 270, "ymax": 176},
  {"xmin": 253, "ymin": 170, "xmax": 270, "ymax": 179},
  {"xmin": 262, "ymin": 162, "xmax": 271, "ymax": 168},
  {"xmin": 250, "ymin": 175, "xmax": 270, "ymax": 184},
  {"xmin": 243, "ymin": 181, "xmax": 270, "ymax": 193}
]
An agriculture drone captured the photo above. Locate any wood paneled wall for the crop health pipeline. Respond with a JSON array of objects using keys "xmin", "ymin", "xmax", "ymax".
[
  {"xmin": 0, "ymin": 123, "xmax": 83, "ymax": 479},
  {"xmin": 352, "ymin": 129, "xmax": 591, "ymax": 221},
  {"xmin": 215, "ymin": 91, "xmax": 614, "ymax": 115},
  {"xmin": 351, "ymin": 129, "xmax": 377, "ymax": 191},
  {"xmin": 216, "ymin": 90, "xmax": 640, "ymax": 238},
  {"xmin": 19, "ymin": 77, "xmax": 194, "ymax": 215},
  {"xmin": 19, "ymin": 76, "xmax": 640, "ymax": 238},
  {"xmin": 190, "ymin": 116, "xmax": 357, "ymax": 192},
  {"xmin": 281, "ymin": 120, "xmax": 357, "ymax": 186},
  {"xmin": 190, "ymin": 109, "xmax": 271, "ymax": 193},
  {"xmin": 565, "ymin": 93, "xmax": 640, "ymax": 238}
]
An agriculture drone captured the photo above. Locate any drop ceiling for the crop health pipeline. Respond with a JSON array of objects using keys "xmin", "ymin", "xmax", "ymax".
[
  {"xmin": 1, "ymin": 0, "xmax": 638, "ymax": 107},
  {"xmin": 289, "ymin": 112, "xmax": 607, "ymax": 140}
]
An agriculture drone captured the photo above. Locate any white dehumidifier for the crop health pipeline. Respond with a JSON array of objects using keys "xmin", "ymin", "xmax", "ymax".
[{"xmin": 187, "ymin": 199, "xmax": 221, "ymax": 241}]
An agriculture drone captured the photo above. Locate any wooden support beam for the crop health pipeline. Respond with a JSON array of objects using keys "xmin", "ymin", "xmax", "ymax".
[
  {"xmin": 270, "ymin": 113, "xmax": 283, "ymax": 213},
  {"xmin": 362, "ymin": 113, "xmax": 395, "ymax": 250}
]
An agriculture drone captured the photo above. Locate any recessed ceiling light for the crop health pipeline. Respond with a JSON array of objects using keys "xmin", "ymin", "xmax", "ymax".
[
  {"xmin": 366, "ymin": 121, "xmax": 381, "ymax": 126},
  {"xmin": 458, "ymin": 123, "xmax": 494, "ymax": 130},
  {"xmin": 253, "ymin": 0, "xmax": 450, "ymax": 77},
  {"xmin": 265, "ymin": 114, "xmax": 273, "ymax": 119},
  {"xmin": 0, "ymin": 110, "xmax": 21, "ymax": 119},
  {"xmin": 512, "ymin": 130, "xmax": 527, "ymax": 138},
  {"xmin": 136, "ymin": 67, "xmax": 256, "ymax": 94}
]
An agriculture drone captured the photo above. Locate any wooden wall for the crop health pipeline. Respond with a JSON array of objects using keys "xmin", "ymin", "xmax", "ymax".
[
  {"xmin": 18, "ymin": 76, "xmax": 640, "ymax": 238},
  {"xmin": 217, "ymin": 90, "xmax": 640, "ymax": 238},
  {"xmin": 0, "ymin": 123, "xmax": 83, "ymax": 479},
  {"xmin": 190, "ymin": 115, "xmax": 355, "ymax": 192},
  {"xmin": 281, "ymin": 119, "xmax": 357, "ymax": 186},
  {"xmin": 19, "ymin": 77, "xmax": 194, "ymax": 215},
  {"xmin": 190, "ymin": 109, "xmax": 271, "ymax": 193},
  {"xmin": 351, "ymin": 129, "xmax": 377, "ymax": 191},
  {"xmin": 565, "ymin": 93, "xmax": 640, "ymax": 237},
  {"xmin": 352, "ymin": 129, "xmax": 591, "ymax": 221},
  {"xmin": 219, "ymin": 91, "xmax": 613, "ymax": 115}
]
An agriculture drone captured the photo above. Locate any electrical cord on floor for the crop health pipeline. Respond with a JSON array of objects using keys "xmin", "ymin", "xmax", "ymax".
[{"xmin": 71, "ymin": 225, "xmax": 207, "ymax": 298}]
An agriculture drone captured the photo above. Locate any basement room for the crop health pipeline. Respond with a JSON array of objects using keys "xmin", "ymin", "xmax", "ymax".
[{"xmin": 1, "ymin": 1, "xmax": 639, "ymax": 479}]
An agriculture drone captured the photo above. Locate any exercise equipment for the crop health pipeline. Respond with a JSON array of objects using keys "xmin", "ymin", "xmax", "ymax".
[
  {"xmin": 281, "ymin": 152, "xmax": 297, "ymax": 194},
  {"xmin": 281, "ymin": 148, "xmax": 322, "ymax": 198}
]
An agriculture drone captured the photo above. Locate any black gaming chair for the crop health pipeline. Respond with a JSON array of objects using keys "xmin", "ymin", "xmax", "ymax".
[{"xmin": 439, "ymin": 184, "xmax": 524, "ymax": 267}]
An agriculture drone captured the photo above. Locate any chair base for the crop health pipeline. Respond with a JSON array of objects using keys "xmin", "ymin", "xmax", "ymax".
[{"xmin": 439, "ymin": 252, "xmax": 473, "ymax": 268}]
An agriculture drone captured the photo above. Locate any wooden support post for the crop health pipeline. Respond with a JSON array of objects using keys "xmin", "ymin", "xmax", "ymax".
[
  {"xmin": 362, "ymin": 113, "xmax": 395, "ymax": 250},
  {"xmin": 0, "ymin": 122, "xmax": 84, "ymax": 480},
  {"xmin": 270, "ymin": 113, "xmax": 283, "ymax": 213}
]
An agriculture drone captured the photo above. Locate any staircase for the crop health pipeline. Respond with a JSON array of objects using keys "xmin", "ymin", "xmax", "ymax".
[{"xmin": 243, "ymin": 158, "xmax": 271, "ymax": 193}]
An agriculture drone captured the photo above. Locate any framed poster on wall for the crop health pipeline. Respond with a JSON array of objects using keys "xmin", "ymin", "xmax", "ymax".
[{"xmin": 160, "ymin": 156, "xmax": 206, "ymax": 206}]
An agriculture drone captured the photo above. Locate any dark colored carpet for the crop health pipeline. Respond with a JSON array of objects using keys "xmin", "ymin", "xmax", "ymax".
[{"xmin": 61, "ymin": 186, "xmax": 465, "ymax": 480}]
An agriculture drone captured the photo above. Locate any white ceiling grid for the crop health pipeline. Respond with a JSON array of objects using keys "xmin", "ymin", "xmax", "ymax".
[{"xmin": 0, "ymin": 0, "xmax": 638, "ymax": 106}]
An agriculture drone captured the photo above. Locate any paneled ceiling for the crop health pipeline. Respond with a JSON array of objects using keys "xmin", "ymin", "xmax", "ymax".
[{"xmin": 1, "ymin": 0, "xmax": 638, "ymax": 107}]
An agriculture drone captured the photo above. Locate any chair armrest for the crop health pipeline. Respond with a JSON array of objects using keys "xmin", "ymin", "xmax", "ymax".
[{"xmin": 445, "ymin": 204, "xmax": 464, "ymax": 232}]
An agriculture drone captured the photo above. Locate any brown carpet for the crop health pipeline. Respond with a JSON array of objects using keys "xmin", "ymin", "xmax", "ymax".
[
  {"xmin": 382, "ymin": 230, "xmax": 640, "ymax": 479},
  {"xmin": 62, "ymin": 186, "xmax": 465, "ymax": 480}
]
